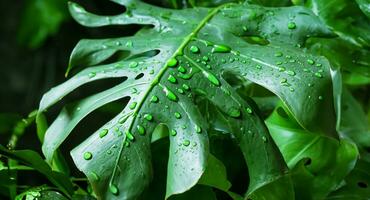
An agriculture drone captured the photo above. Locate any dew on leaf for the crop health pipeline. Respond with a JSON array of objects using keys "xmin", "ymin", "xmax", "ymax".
[
  {"xmin": 144, "ymin": 114, "xmax": 153, "ymax": 121},
  {"xmin": 129, "ymin": 61, "xmax": 138, "ymax": 68},
  {"xmin": 278, "ymin": 67, "xmax": 286, "ymax": 72},
  {"xmin": 183, "ymin": 140, "xmax": 190, "ymax": 146},
  {"xmin": 195, "ymin": 126, "xmax": 202, "ymax": 133},
  {"xmin": 190, "ymin": 45, "xmax": 200, "ymax": 53},
  {"xmin": 229, "ymin": 108, "xmax": 241, "ymax": 118},
  {"xmin": 314, "ymin": 72, "xmax": 323, "ymax": 78},
  {"xmin": 90, "ymin": 172, "xmax": 100, "ymax": 181},
  {"xmin": 288, "ymin": 22, "xmax": 296, "ymax": 29},
  {"xmin": 170, "ymin": 129, "xmax": 177, "ymax": 136},
  {"xmin": 150, "ymin": 95, "xmax": 159, "ymax": 103},
  {"xmin": 212, "ymin": 44, "xmax": 231, "ymax": 53},
  {"xmin": 137, "ymin": 125, "xmax": 145, "ymax": 135},
  {"xmin": 125, "ymin": 131, "xmax": 135, "ymax": 141},
  {"xmin": 99, "ymin": 129, "xmax": 109, "ymax": 138},
  {"xmin": 182, "ymin": 84, "xmax": 190, "ymax": 91},
  {"xmin": 178, "ymin": 66, "xmax": 186, "ymax": 73},
  {"xmin": 163, "ymin": 86, "xmax": 178, "ymax": 101},
  {"xmin": 203, "ymin": 71, "xmax": 220, "ymax": 86},
  {"xmin": 167, "ymin": 58, "xmax": 178, "ymax": 67},
  {"xmin": 274, "ymin": 52, "xmax": 283, "ymax": 57},
  {"xmin": 287, "ymin": 70, "xmax": 296, "ymax": 76},
  {"xmin": 109, "ymin": 184, "xmax": 119, "ymax": 195},
  {"xmin": 174, "ymin": 112, "xmax": 181, "ymax": 119},
  {"xmin": 202, "ymin": 56, "xmax": 209, "ymax": 61},
  {"xmin": 167, "ymin": 75, "xmax": 177, "ymax": 83},
  {"xmin": 246, "ymin": 107, "xmax": 253, "ymax": 114},
  {"xmin": 307, "ymin": 59, "xmax": 315, "ymax": 65},
  {"xmin": 88, "ymin": 72, "xmax": 96, "ymax": 78},
  {"xmin": 129, "ymin": 102, "xmax": 137, "ymax": 110},
  {"xmin": 280, "ymin": 78, "xmax": 287, "ymax": 83},
  {"xmin": 177, "ymin": 88, "xmax": 184, "ymax": 94},
  {"xmin": 262, "ymin": 136, "xmax": 267, "ymax": 143},
  {"xmin": 83, "ymin": 152, "xmax": 93, "ymax": 160},
  {"xmin": 318, "ymin": 96, "xmax": 323, "ymax": 100}
]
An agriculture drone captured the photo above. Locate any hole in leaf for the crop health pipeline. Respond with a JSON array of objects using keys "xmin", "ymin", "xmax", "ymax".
[
  {"xmin": 304, "ymin": 158, "xmax": 312, "ymax": 166},
  {"xmin": 135, "ymin": 73, "xmax": 144, "ymax": 80},
  {"xmin": 358, "ymin": 181, "xmax": 368, "ymax": 188}
]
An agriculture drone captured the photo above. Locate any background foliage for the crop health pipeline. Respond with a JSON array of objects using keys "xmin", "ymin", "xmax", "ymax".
[{"xmin": 0, "ymin": 0, "xmax": 369, "ymax": 199}]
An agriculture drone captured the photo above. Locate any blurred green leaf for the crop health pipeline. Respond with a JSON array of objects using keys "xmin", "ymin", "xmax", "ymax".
[
  {"xmin": 17, "ymin": 0, "xmax": 69, "ymax": 49},
  {"xmin": 0, "ymin": 145, "xmax": 74, "ymax": 197}
]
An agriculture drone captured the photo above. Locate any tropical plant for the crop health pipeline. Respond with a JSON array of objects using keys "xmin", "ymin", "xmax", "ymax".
[{"xmin": 1, "ymin": 0, "xmax": 369, "ymax": 199}]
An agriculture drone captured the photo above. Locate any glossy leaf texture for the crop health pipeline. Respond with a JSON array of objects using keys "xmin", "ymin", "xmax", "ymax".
[
  {"xmin": 38, "ymin": 0, "xmax": 338, "ymax": 199},
  {"xmin": 266, "ymin": 104, "xmax": 358, "ymax": 199}
]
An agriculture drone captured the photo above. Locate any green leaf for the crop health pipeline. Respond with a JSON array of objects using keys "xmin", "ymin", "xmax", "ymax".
[
  {"xmin": 355, "ymin": 0, "xmax": 370, "ymax": 18},
  {"xmin": 17, "ymin": 0, "xmax": 69, "ymax": 49},
  {"xmin": 306, "ymin": 0, "xmax": 370, "ymax": 48},
  {"xmin": 266, "ymin": 104, "xmax": 359, "ymax": 199},
  {"xmin": 0, "ymin": 145, "xmax": 74, "ymax": 197},
  {"xmin": 39, "ymin": 1, "xmax": 338, "ymax": 199},
  {"xmin": 339, "ymin": 89, "xmax": 370, "ymax": 148},
  {"xmin": 326, "ymin": 159, "xmax": 370, "ymax": 199}
]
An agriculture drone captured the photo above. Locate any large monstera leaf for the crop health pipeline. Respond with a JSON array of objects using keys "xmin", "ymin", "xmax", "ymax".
[{"xmin": 39, "ymin": 0, "xmax": 337, "ymax": 199}]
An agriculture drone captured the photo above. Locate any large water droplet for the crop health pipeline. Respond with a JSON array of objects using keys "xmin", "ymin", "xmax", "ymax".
[
  {"xmin": 195, "ymin": 125, "xmax": 202, "ymax": 133},
  {"xmin": 174, "ymin": 112, "xmax": 181, "ymax": 119},
  {"xmin": 203, "ymin": 71, "xmax": 220, "ymax": 86},
  {"xmin": 83, "ymin": 152, "xmax": 92, "ymax": 160},
  {"xmin": 170, "ymin": 129, "xmax": 177, "ymax": 136},
  {"xmin": 212, "ymin": 44, "xmax": 231, "ymax": 53},
  {"xmin": 99, "ymin": 129, "xmax": 109, "ymax": 138},
  {"xmin": 167, "ymin": 58, "xmax": 178, "ymax": 67},
  {"xmin": 110, "ymin": 184, "xmax": 119, "ymax": 195},
  {"xmin": 129, "ymin": 61, "xmax": 138, "ymax": 68},
  {"xmin": 137, "ymin": 125, "xmax": 145, "ymax": 135},
  {"xmin": 288, "ymin": 22, "xmax": 296, "ymax": 29},
  {"xmin": 125, "ymin": 131, "xmax": 135, "ymax": 141},
  {"xmin": 167, "ymin": 75, "xmax": 177, "ymax": 83},
  {"xmin": 163, "ymin": 86, "xmax": 178, "ymax": 101},
  {"xmin": 190, "ymin": 45, "xmax": 200, "ymax": 53},
  {"xmin": 307, "ymin": 59, "xmax": 315, "ymax": 65},
  {"xmin": 129, "ymin": 102, "xmax": 137, "ymax": 110}
]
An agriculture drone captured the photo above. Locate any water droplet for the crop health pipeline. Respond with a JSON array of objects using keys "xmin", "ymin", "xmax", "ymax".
[
  {"xmin": 167, "ymin": 75, "xmax": 177, "ymax": 83},
  {"xmin": 202, "ymin": 56, "xmax": 209, "ymax": 61},
  {"xmin": 174, "ymin": 112, "xmax": 181, "ymax": 119},
  {"xmin": 278, "ymin": 67, "xmax": 286, "ymax": 72},
  {"xmin": 288, "ymin": 22, "xmax": 296, "ymax": 29},
  {"xmin": 83, "ymin": 152, "xmax": 92, "ymax": 160},
  {"xmin": 256, "ymin": 65, "xmax": 262, "ymax": 69},
  {"xmin": 129, "ymin": 61, "xmax": 138, "ymax": 68},
  {"xmin": 109, "ymin": 184, "xmax": 119, "ymax": 195},
  {"xmin": 178, "ymin": 66, "xmax": 186, "ymax": 73},
  {"xmin": 246, "ymin": 107, "xmax": 253, "ymax": 114},
  {"xmin": 307, "ymin": 59, "xmax": 315, "ymax": 65},
  {"xmin": 262, "ymin": 136, "xmax": 267, "ymax": 143},
  {"xmin": 125, "ymin": 131, "xmax": 134, "ymax": 141},
  {"xmin": 88, "ymin": 72, "xmax": 96, "ymax": 78},
  {"xmin": 182, "ymin": 84, "xmax": 190, "ymax": 91},
  {"xmin": 287, "ymin": 70, "xmax": 296, "ymax": 76},
  {"xmin": 137, "ymin": 125, "xmax": 145, "ymax": 135},
  {"xmin": 318, "ymin": 96, "xmax": 323, "ymax": 100},
  {"xmin": 149, "ymin": 69, "xmax": 155, "ymax": 74},
  {"xmin": 203, "ymin": 71, "xmax": 220, "ymax": 86},
  {"xmin": 167, "ymin": 58, "xmax": 178, "ymax": 67},
  {"xmin": 230, "ymin": 108, "xmax": 241, "ymax": 117},
  {"xmin": 118, "ymin": 115, "xmax": 129, "ymax": 124},
  {"xmin": 150, "ymin": 95, "xmax": 159, "ymax": 103},
  {"xmin": 163, "ymin": 86, "xmax": 178, "ymax": 101},
  {"xmin": 275, "ymin": 52, "xmax": 283, "ymax": 57},
  {"xmin": 170, "ymin": 129, "xmax": 177, "ymax": 136},
  {"xmin": 125, "ymin": 41, "xmax": 133, "ymax": 47},
  {"xmin": 243, "ymin": 26, "xmax": 248, "ymax": 31},
  {"xmin": 183, "ymin": 140, "xmax": 190, "ymax": 146},
  {"xmin": 280, "ymin": 78, "xmax": 287, "ymax": 83},
  {"xmin": 316, "ymin": 63, "xmax": 322, "ymax": 67},
  {"xmin": 129, "ymin": 102, "xmax": 137, "ymax": 110},
  {"xmin": 177, "ymin": 88, "xmax": 184, "ymax": 94},
  {"xmin": 314, "ymin": 72, "xmax": 323, "ymax": 78},
  {"xmin": 144, "ymin": 114, "xmax": 153, "ymax": 121},
  {"xmin": 99, "ymin": 129, "xmax": 109, "ymax": 138},
  {"xmin": 195, "ymin": 126, "xmax": 202, "ymax": 133},
  {"xmin": 90, "ymin": 172, "xmax": 100, "ymax": 181},
  {"xmin": 290, "ymin": 88, "xmax": 295, "ymax": 92},
  {"xmin": 212, "ymin": 44, "xmax": 231, "ymax": 53},
  {"xmin": 190, "ymin": 45, "xmax": 200, "ymax": 53}
]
